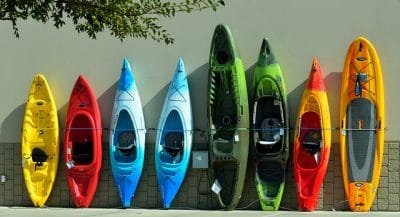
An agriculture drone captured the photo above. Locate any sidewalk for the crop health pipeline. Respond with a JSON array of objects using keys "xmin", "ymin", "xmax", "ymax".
[{"xmin": 0, "ymin": 207, "xmax": 398, "ymax": 217}]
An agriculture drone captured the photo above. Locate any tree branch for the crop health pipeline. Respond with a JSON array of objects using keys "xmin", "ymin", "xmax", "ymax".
[{"xmin": 0, "ymin": 0, "xmax": 226, "ymax": 43}]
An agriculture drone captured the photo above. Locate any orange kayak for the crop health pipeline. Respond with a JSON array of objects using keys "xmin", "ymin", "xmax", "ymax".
[{"xmin": 339, "ymin": 37, "xmax": 385, "ymax": 212}]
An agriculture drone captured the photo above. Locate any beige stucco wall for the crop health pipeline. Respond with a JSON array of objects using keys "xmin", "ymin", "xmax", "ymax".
[{"xmin": 1, "ymin": 0, "xmax": 400, "ymax": 143}]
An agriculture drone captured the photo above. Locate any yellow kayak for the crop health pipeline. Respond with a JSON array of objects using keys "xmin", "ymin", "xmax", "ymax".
[
  {"xmin": 22, "ymin": 74, "xmax": 59, "ymax": 207},
  {"xmin": 339, "ymin": 37, "xmax": 385, "ymax": 212}
]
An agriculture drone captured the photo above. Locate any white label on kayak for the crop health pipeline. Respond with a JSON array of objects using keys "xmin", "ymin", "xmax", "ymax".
[
  {"xmin": 234, "ymin": 134, "xmax": 239, "ymax": 142},
  {"xmin": 342, "ymin": 129, "xmax": 346, "ymax": 136},
  {"xmin": 211, "ymin": 179, "xmax": 222, "ymax": 194},
  {"xmin": 67, "ymin": 147, "xmax": 71, "ymax": 155},
  {"xmin": 66, "ymin": 161, "xmax": 74, "ymax": 169},
  {"xmin": 280, "ymin": 128, "xmax": 284, "ymax": 135}
]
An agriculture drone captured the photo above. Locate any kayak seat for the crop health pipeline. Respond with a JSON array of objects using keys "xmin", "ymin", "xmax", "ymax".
[
  {"xmin": 117, "ymin": 131, "xmax": 136, "ymax": 156},
  {"xmin": 163, "ymin": 132, "xmax": 183, "ymax": 157},
  {"xmin": 32, "ymin": 148, "xmax": 48, "ymax": 170},
  {"xmin": 259, "ymin": 118, "xmax": 281, "ymax": 146},
  {"xmin": 303, "ymin": 130, "xmax": 321, "ymax": 154},
  {"xmin": 72, "ymin": 140, "xmax": 93, "ymax": 164}
]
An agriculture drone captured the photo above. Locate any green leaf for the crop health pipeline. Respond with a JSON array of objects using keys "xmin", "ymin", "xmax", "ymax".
[{"xmin": 1, "ymin": 0, "xmax": 225, "ymax": 44}]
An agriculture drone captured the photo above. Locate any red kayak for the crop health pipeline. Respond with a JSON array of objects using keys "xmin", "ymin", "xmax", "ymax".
[
  {"xmin": 64, "ymin": 75, "xmax": 102, "ymax": 208},
  {"xmin": 294, "ymin": 58, "xmax": 331, "ymax": 211}
]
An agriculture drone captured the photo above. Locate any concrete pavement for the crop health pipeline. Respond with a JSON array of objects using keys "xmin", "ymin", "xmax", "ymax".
[{"xmin": 0, "ymin": 207, "xmax": 399, "ymax": 217}]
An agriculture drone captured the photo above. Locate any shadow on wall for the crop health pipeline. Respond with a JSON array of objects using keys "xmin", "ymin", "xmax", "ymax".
[
  {"xmin": 0, "ymin": 104, "xmax": 25, "ymax": 143},
  {"xmin": 325, "ymin": 71, "xmax": 342, "ymax": 143},
  {"xmin": 288, "ymin": 78, "xmax": 307, "ymax": 137},
  {"xmin": 97, "ymin": 81, "xmax": 118, "ymax": 132},
  {"xmin": 142, "ymin": 82, "xmax": 169, "ymax": 144},
  {"xmin": 245, "ymin": 63, "xmax": 256, "ymax": 100},
  {"xmin": 57, "ymin": 103, "xmax": 68, "ymax": 143},
  {"xmin": 188, "ymin": 63, "xmax": 209, "ymax": 147}
]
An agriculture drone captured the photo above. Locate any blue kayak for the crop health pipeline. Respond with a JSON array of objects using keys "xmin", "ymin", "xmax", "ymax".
[
  {"xmin": 110, "ymin": 58, "xmax": 146, "ymax": 208},
  {"xmin": 155, "ymin": 58, "xmax": 193, "ymax": 208}
]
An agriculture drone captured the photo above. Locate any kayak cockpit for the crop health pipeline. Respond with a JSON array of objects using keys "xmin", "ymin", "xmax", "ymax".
[
  {"xmin": 297, "ymin": 111, "xmax": 322, "ymax": 169},
  {"xmin": 69, "ymin": 114, "xmax": 94, "ymax": 166},
  {"xmin": 113, "ymin": 109, "xmax": 137, "ymax": 163},
  {"xmin": 254, "ymin": 96, "xmax": 284, "ymax": 155},
  {"xmin": 159, "ymin": 110, "xmax": 184, "ymax": 164}
]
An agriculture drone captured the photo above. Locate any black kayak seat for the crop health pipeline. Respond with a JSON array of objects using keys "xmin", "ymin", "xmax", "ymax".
[
  {"xmin": 259, "ymin": 118, "xmax": 281, "ymax": 146},
  {"xmin": 303, "ymin": 130, "xmax": 321, "ymax": 154},
  {"xmin": 72, "ymin": 141, "xmax": 93, "ymax": 164},
  {"xmin": 117, "ymin": 141, "xmax": 136, "ymax": 156},
  {"xmin": 163, "ymin": 132, "xmax": 184, "ymax": 157},
  {"xmin": 32, "ymin": 148, "xmax": 48, "ymax": 170},
  {"xmin": 117, "ymin": 131, "xmax": 136, "ymax": 156}
]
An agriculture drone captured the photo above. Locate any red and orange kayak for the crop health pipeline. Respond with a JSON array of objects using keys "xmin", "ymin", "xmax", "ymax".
[
  {"xmin": 294, "ymin": 58, "xmax": 331, "ymax": 211},
  {"xmin": 64, "ymin": 75, "xmax": 102, "ymax": 208}
]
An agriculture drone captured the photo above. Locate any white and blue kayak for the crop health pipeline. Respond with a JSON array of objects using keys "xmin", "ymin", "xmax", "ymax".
[
  {"xmin": 155, "ymin": 58, "xmax": 193, "ymax": 208},
  {"xmin": 110, "ymin": 58, "xmax": 146, "ymax": 208}
]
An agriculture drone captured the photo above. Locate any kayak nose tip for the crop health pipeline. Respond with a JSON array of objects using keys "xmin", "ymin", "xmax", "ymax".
[
  {"xmin": 311, "ymin": 57, "xmax": 319, "ymax": 71},
  {"xmin": 261, "ymin": 38, "xmax": 271, "ymax": 56},
  {"xmin": 257, "ymin": 37, "xmax": 276, "ymax": 66},
  {"xmin": 122, "ymin": 58, "xmax": 131, "ymax": 70},
  {"xmin": 176, "ymin": 57, "xmax": 185, "ymax": 73},
  {"xmin": 214, "ymin": 24, "xmax": 231, "ymax": 38}
]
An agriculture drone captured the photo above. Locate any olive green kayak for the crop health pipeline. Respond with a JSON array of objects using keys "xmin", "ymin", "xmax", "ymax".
[
  {"xmin": 252, "ymin": 38, "xmax": 289, "ymax": 211},
  {"xmin": 207, "ymin": 24, "xmax": 250, "ymax": 210}
]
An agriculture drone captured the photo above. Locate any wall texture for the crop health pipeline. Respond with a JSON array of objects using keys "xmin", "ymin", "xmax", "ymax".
[{"xmin": 0, "ymin": 0, "xmax": 400, "ymax": 211}]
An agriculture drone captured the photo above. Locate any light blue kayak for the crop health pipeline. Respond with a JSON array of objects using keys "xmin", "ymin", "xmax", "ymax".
[
  {"xmin": 155, "ymin": 58, "xmax": 193, "ymax": 208},
  {"xmin": 110, "ymin": 58, "xmax": 146, "ymax": 208}
]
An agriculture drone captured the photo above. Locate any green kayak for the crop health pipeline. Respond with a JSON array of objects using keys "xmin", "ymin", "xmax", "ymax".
[
  {"xmin": 251, "ymin": 38, "xmax": 289, "ymax": 211},
  {"xmin": 207, "ymin": 24, "xmax": 250, "ymax": 210}
]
